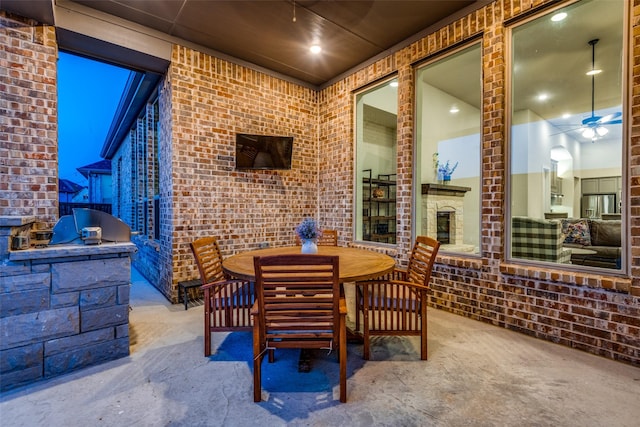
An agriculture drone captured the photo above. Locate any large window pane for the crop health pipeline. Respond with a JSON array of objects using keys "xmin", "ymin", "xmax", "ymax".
[
  {"xmin": 415, "ymin": 44, "xmax": 482, "ymax": 254},
  {"xmin": 509, "ymin": 0, "xmax": 624, "ymax": 270},
  {"xmin": 355, "ymin": 78, "xmax": 398, "ymax": 244}
]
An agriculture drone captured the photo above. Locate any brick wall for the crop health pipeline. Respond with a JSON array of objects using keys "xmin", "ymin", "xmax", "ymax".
[
  {"xmin": 165, "ymin": 47, "xmax": 319, "ymax": 301},
  {"xmin": 1, "ymin": 1, "xmax": 638, "ymax": 366},
  {"xmin": 318, "ymin": 0, "xmax": 639, "ymax": 365},
  {"xmin": 0, "ymin": 12, "xmax": 58, "ymax": 225}
]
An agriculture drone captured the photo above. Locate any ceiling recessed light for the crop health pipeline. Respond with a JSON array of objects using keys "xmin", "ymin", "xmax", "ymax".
[
  {"xmin": 551, "ymin": 12, "xmax": 567, "ymax": 22},
  {"xmin": 586, "ymin": 69, "xmax": 602, "ymax": 76},
  {"xmin": 449, "ymin": 106, "xmax": 460, "ymax": 113},
  {"xmin": 310, "ymin": 44, "xmax": 322, "ymax": 54},
  {"xmin": 537, "ymin": 93, "xmax": 549, "ymax": 101}
]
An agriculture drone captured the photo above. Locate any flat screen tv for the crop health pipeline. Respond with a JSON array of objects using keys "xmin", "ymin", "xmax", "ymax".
[{"xmin": 235, "ymin": 133, "xmax": 293, "ymax": 170}]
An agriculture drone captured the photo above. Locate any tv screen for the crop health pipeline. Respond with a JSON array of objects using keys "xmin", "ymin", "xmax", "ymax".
[{"xmin": 235, "ymin": 133, "xmax": 293, "ymax": 170}]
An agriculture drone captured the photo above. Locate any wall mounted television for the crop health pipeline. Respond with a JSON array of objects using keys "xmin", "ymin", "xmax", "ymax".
[{"xmin": 235, "ymin": 133, "xmax": 294, "ymax": 170}]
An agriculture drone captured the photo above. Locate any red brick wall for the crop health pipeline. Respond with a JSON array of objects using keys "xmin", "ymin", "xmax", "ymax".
[
  {"xmin": 166, "ymin": 46, "xmax": 319, "ymax": 300},
  {"xmin": 0, "ymin": 12, "xmax": 58, "ymax": 224},
  {"xmin": 318, "ymin": 0, "xmax": 639, "ymax": 365},
  {"xmin": 2, "ymin": 1, "xmax": 638, "ymax": 365}
]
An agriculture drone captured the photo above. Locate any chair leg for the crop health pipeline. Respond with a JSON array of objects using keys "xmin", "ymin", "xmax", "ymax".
[
  {"xmin": 339, "ymin": 313, "xmax": 347, "ymax": 403},
  {"xmin": 362, "ymin": 286, "xmax": 370, "ymax": 360},
  {"xmin": 204, "ymin": 289, "xmax": 211, "ymax": 357},
  {"xmin": 420, "ymin": 296, "xmax": 428, "ymax": 360},
  {"xmin": 355, "ymin": 285, "xmax": 361, "ymax": 332},
  {"xmin": 253, "ymin": 323, "xmax": 262, "ymax": 402}
]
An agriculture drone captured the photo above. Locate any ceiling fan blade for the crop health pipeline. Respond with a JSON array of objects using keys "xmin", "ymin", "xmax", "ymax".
[
  {"xmin": 582, "ymin": 115, "xmax": 601, "ymax": 126},
  {"xmin": 598, "ymin": 112, "xmax": 622, "ymax": 124}
]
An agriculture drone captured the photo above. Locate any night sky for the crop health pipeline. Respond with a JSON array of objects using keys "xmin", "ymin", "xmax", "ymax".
[{"xmin": 57, "ymin": 52, "xmax": 130, "ymax": 185}]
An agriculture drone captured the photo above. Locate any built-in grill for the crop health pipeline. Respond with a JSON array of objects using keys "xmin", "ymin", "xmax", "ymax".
[{"xmin": 49, "ymin": 208, "xmax": 130, "ymax": 246}]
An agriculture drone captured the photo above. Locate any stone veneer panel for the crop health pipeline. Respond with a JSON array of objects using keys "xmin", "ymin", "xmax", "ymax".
[{"xmin": 0, "ymin": 216, "xmax": 136, "ymax": 391}]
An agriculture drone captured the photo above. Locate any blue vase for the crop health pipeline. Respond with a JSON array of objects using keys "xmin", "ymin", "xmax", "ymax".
[{"xmin": 301, "ymin": 239, "xmax": 318, "ymax": 254}]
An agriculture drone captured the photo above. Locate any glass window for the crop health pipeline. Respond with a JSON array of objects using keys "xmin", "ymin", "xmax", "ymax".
[
  {"xmin": 509, "ymin": 0, "xmax": 624, "ymax": 270},
  {"xmin": 355, "ymin": 78, "xmax": 398, "ymax": 244},
  {"xmin": 415, "ymin": 43, "xmax": 482, "ymax": 254}
]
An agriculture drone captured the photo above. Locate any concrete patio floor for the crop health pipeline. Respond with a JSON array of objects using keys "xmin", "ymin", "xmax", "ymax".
[{"xmin": 1, "ymin": 268, "xmax": 639, "ymax": 426}]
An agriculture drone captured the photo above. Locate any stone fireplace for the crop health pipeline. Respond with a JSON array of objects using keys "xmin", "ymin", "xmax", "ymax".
[{"xmin": 421, "ymin": 183, "xmax": 472, "ymax": 251}]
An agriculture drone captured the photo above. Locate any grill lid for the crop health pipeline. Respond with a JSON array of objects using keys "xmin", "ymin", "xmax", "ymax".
[{"xmin": 50, "ymin": 209, "xmax": 130, "ymax": 245}]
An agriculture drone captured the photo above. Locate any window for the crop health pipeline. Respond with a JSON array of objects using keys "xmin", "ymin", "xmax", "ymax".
[
  {"xmin": 415, "ymin": 43, "xmax": 482, "ymax": 254},
  {"xmin": 509, "ymin": 0, "xmax": 624, "ymax": 270},
  {"xmin": 355, "ymin": 77, "xmax": 398, "ymax": 244}
]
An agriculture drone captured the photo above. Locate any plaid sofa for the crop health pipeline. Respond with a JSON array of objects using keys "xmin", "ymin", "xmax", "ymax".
[{"xmin": 512, "ymin": 216, "xmax": 571, "ymax": 263}]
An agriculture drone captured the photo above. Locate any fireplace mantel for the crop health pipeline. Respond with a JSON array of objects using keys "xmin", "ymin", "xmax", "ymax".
[{"xmin": 421, "ymin": 183, "xmax": 471, "ymax": 196}]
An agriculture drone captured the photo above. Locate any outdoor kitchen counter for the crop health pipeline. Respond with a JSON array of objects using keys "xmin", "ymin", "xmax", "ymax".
[
  {"xmin": 8, "ymin": 241, "xmax": 137, "ymax": 261},
  {"xmin": 1, "ymin": 239, "xmax": 138, "ymax": 392}
]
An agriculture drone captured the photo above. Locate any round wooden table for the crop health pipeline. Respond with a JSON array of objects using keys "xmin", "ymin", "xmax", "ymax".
[{"xmin": 222, "ymin": 245, "xmax": 396, "ymax": 282}]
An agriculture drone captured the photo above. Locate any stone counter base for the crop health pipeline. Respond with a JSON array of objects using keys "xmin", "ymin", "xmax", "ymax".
[{"xmin": 1, "ymin": 218, "xmax": 136, "ymax": 391}]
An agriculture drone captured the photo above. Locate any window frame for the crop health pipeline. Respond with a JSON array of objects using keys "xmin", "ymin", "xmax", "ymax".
[
  {"xmin": 412, "ymin": 41, "xmax": 484, "ymax": 256},
  {"xmin": 504, "ymin": 0, "xmax": 629, "ymax": 275},
  {"xmin": 352, "ymin": 74, "xmax": 399, "ymax": 246}
]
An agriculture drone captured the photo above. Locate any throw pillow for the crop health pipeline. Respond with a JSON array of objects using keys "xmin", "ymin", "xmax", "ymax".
[{"xmin": 562, "ymin": 219, "xmax": 591, "ymax": 246}]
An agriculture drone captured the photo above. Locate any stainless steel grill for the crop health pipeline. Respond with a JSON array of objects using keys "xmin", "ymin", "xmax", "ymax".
[{"xmin": 50, "ymin": 208, "xmax": 130, "ymax": 245}]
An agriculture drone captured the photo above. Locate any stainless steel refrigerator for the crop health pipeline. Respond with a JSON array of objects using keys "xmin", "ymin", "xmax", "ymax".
[{"xmin": 581, "ymin": 194, "xmax": 616, "ymax": 218}]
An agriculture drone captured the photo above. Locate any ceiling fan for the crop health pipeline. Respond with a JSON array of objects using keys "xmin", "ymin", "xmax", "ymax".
[
  {"xmin": 552, "ymin": 39, "xmax": 622, "ymax": 142},
  {"xmin": 579, "ymin": 39, "xmax": 622, "ymax": 140}
]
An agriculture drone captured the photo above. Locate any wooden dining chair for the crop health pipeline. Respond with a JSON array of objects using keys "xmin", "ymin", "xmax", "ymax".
[
  {"xmin": 251, "ymin": 254, "xmax": 347, "ymax": 403},
  {"xmin": 190, "ymin": 236, "xmax": 255, "ymax": 357},
  {"xmin": 355, "ymin": 236, "xmax": 440, "ymax": 360},
  {"xmin": 295, "ymin": 229, "xmax": 338, "ymax": 246}
]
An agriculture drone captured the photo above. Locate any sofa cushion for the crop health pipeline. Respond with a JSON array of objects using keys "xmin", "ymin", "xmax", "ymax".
[
  {"xmin": 561, "ymin": 219, "xmax": 591, "ymax": 246},
  {"xmin": 588, "ymin": 220, "xmax": 621, "ymax": 247}
]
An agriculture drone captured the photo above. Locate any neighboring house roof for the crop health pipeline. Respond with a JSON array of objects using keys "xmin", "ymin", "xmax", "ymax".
[
  {"xmin": 77, "ymin": 159, "xmax": 112, "ymax": 178},
  {"xmin": 58, "ymin": 178, "xmax": 85, "ymax": 194}
]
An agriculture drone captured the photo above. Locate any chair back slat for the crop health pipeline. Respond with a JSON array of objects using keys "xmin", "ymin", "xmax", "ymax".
[
  {"xmin": 295, "ymin": 229, "xmax": 338, "ymax": 246},
  {"xmin": 190, "ymin": 236, "xmax": 225, "ymax": 284},
  {"xmin": 406, "ymin": 236, "xmax": 439, "ymax": 286},
  {"xmin": 254, "ymin": 254, "xmax": 340, "ymax": 348}
]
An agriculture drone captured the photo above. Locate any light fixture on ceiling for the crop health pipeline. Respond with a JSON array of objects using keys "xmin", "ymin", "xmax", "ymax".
[
  {"xmin": 389, "ymin": 81, "xmax": 398, "ymax": 88},
  {"xmin": 310, "ymin": 44, "xmax": 322, "ymax": 54},
  {"xmin": 449, "ymin": 106, "xmax": 459, "ymax": 113},
  {"xmin": 551, "ymin": 12, "xmax": 567, "ymax": 22},
  {"xmin": 580, "ymin": 39, "xmax": 621, "ymax": 141}
]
